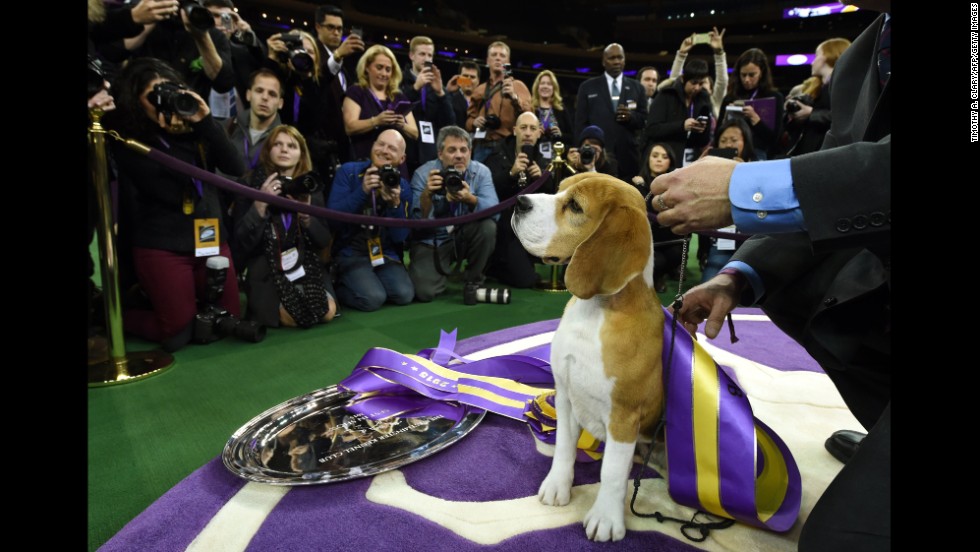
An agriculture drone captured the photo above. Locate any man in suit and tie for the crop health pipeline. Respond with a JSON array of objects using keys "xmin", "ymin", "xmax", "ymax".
[
  {"xmin": 573, "ymin": 43, "xmax": 647, "ymax": 180},
  {"xmin": 650, "ymin": 2, "xmax": 891, "ymax": 550},
  {"xmin": 314, "ymin": 3, "xmax": 364, "ymax": 165}
]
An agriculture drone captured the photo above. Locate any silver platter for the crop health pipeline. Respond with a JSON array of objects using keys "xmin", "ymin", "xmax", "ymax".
[{"xmin": 223, "ymin": 385, "xmax": 485, "ymax": 485}]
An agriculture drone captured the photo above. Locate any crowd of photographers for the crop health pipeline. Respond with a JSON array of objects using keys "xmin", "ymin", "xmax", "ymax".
[{"xmin": 87, "ymin": 0, "xmax": 850, "ymax": 352}]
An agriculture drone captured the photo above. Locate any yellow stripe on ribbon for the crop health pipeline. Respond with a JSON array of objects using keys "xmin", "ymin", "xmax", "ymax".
[
  {"xmin": 755, "ymin": 425, "xmax": 790, "ymax": 522},
  {"xmin": 456, "ymin": 384, "xmax": 528, "ymax": 411},
  {"xmin": 403, "ymin": 354, "xmax": 549, "ymax": 397},
  {"xmin": 691, "ymin": 342, "xmax": 731, "ymax": 520}
]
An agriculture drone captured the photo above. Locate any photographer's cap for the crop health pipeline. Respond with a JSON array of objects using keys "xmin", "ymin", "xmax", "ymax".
[{"xmin": 579, "ymin": 125, "xmax": 605, "ymax": 147}]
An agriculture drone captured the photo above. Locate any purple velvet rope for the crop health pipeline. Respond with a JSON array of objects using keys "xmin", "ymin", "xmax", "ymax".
[{"xmin": 143, "ymin": 146, "xmax": 551, "ymax": 228}]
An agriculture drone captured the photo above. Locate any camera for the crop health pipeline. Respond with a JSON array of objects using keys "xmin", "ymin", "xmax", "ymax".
[
  {"xmin": 148, "ymin": 81, "xmax": 199, "ymax": 119},
  {"xmin": 434, "ymin": 167, "xmax": 464, "ymax": 196},
  {"xmin": 87, "ymin": 55, "xmax": 106, "ymax": 99},
  {"xmin": 696, "ymin": 115, "xmax": 710, "ymax": 126},
  {"xmin": 276, "ymin": 172, "xmax": 322, "ymax": 198},
  {"xmin": 179, "ymin": 0, "xmax": 215, "ymax": 31},
  {"xmin": 423, "ymin": 60, "xmax": 433, "ymax": 70},
  {"xmin": 786, "ymin": 94, "xmax": 813, "ymax": 114},
  {"xmin": 502, "ymin": 63, "xmax": 513, "ymax": 77},
  {"xmin": 193, "ymin": 256, "xmax": 266, "ymax": 344},
  {"xmin": 463, "ymin": 282, "xmax": 511, "ymax": 305},
  {"xmin": 279, "ymin": 32, "xmax": 315, "ymax": 74},
  {"xmin": 579, "ymin": 143, "xmax": 596, "ymax": 165},
  {"xmin": 483, "ymin": 114, "xmax": 502, "ymax": 130},
  {"xmin": 219, "ymin": 12, "xmax": 234, "ymax": 32},
  {"xmin": 520, "ymin": 143, "xmax": 536, "ymax": 159},
  {"xmin": 378, "ymin": 164, "xmax": 401, "ymax": 188}
]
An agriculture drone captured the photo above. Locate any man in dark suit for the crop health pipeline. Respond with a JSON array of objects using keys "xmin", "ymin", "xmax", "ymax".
[
  {"xmin": 649, "ymin": 3, "xmax": 890, "ymax": 550},
  {"xmin": 313, "ymin": 3, "xmax": 364, "ymax": 165},
  {"xmin": 573, "ymin": 43, "xmax": 647, "ymax": 180}
]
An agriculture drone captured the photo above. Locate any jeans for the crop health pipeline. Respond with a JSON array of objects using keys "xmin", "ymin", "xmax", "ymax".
[{"xmin": 334, "ymin": 254, "xmax": 414, "ymax": 312}]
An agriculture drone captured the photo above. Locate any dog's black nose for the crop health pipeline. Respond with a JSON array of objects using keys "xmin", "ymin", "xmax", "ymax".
[{"xmin": 515, "ymin": 195, "xmax": 532, "ymax": 213}]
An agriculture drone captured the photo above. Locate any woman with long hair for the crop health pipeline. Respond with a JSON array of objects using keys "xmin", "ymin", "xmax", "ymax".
[
  {"xmin": 633, "ymin": 142, "xmax": 683, "ymax": 292},
  {"xmin": 718, "ymin": 48, "xmax": 784, "ymax": 160},
  {"xmin": 531, "ymin": 69, "xmax": 573, "ymax": 148},
  {"xmin": 343, "ymin": 44, "xmax": 419, "ymax": 174},
  {"xmin": 232, "ymin": 125, "xmax": 337, "ymax": 328},
  {"xmin": 782, "ymin": 38, "xmax": 852, "ymax": 157},
  {"xmin": 106, "ymin": 57, "xmax": 246, "ymax": 352}
]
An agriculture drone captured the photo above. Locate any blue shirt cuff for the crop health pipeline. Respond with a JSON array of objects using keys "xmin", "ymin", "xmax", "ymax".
[
  {"xmin": 723, "ymin": 260, "xmax": 764, "ymax": 305},
  {"xmin": 729, "ymin": 160, "xmax": 806, "ymax": 233}
]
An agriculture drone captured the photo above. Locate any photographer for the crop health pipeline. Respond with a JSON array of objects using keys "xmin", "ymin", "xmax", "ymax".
[
  {"xmin": 263, "ymin": 29, "xmax": 341, "ymax": 186},
  {"xmin": 465, "ymin": 41, "xmax": 532, "ymax": 163},
  {"xmin": 644, "ymin": 58, "xmax": 714, "ymax": 166},
  {"xmin": 232, "ymin": 125, "xmax": 336, "ymax": 328},
  {"xmin": 409, "ymin": 126, "xmax": 499, "ymax": 303},
  {"xmin": 119, "ymin": 0, "xmax": 235, "ymax": 101},
  {"xmin": 781, "ymin": 38, "xmax": 852, "ymax": 157},
  {"xmin": 565, "ymin": 125, "xmax": 618, "ymax": 177},
  {"xmin": 484, "ymin": 112, "xmax": 549, "ymax": 288},
  {"xmin": 400, "ymin": 36, "xmax": 456, "ymax": 175},
  {"xmin": 327, "ymin": 130, "xmax": 415, "ymax": 312},
  {"xmin": 104, "ymin": 57, "xmax": 245, "ymax": 352},
  {"xmin": 203, "ymin": 0, "xmax": 267, "ymax": 112}
]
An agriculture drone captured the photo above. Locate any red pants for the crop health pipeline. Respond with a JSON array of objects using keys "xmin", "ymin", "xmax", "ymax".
[{"xmin": 125, "ymin": 244, "xmax": 240, "ymax": 343}]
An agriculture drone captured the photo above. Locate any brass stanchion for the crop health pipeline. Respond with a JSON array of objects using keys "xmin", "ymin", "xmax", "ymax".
[
  {"xmin": 88, "ymin": 107, "xmax": 174, "ymax": 387},
  {"xmin": 535, "ymin": 142, "xmax": 571, "ymax": 293}
]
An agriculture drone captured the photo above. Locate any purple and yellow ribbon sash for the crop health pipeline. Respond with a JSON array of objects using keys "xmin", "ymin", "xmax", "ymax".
[{"xmin": 338, "ymin": 316, "xmax": 801, "ymax": 532}]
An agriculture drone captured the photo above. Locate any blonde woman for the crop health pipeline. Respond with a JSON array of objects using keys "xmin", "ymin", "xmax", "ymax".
[
  {"xmin": 343, "ymin": 44, "xmax": 419, "ymax": 168},
  {"xmin": 531, "ymin": 69, "xmax": 573, "ymax": 145}
]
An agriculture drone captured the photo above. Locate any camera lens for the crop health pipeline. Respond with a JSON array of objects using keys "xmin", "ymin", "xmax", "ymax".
[
  {"xmin": 484, "ymin": 114, "xmax": 501, "ymax": 130},
  {"xmin": 183, "ymin": 2, "xmax": 215, "ymax": 31},
  {"xmin": 289, "ymin": 50, "xmax": 314, "ymax": 73},
  {"xmin": 475, "ymin": 288, "xmax": 510, "ymax": 304},
  {"xmin": 579, "ymin": 144, "xmax": 596, "ymax": 165},
  {"xmin": 442, "ymin": 168, "xmax": 464, "ymax": 194}
]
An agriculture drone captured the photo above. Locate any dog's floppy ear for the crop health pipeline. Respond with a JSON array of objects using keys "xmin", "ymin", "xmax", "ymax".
[
  {"xmin": 557, "ymin": 172, "xmax": 597, "ymax": 193},
  {"xmin": 565, "ymin": 186, "xmax": 651, "ymax": 299}
]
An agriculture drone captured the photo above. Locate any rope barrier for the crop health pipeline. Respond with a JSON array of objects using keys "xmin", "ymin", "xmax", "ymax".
[{"xmin": 119, "ymin": 135, "xmax": 550, "ymax": 228}]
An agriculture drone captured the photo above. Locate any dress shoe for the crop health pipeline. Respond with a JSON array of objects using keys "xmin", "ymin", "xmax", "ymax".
[{"xmin": 824, "ymin": 429, "xmax": 866, "ymax": 463}]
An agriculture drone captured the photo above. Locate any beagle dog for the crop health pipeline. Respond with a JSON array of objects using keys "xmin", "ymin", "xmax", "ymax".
[{"xmin": 512, "ymin": 172, "xmax": 665, "ymax": 542}]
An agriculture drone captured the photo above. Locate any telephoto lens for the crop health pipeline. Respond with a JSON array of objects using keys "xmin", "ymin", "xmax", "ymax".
[{"xmin": 475, "ymin": 287, "xmax": 510, "ymax": 304}]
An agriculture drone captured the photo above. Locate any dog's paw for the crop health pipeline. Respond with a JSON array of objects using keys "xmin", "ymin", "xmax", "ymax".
[
  {"xmin": 583, "ymin": 503, "xmax": 626, "ymax": 542},
  {"xmin": 537, "ymin": 471, "xmax": 573, "ymax": 506}
]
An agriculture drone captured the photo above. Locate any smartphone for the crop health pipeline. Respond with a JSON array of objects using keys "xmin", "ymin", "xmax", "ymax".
[
  {"xmin": 456, "ymin": 75, "xmax": 473, "ymax": 87},
  {"xmin": 693, "ymin": 32, "xmax": 711, "ymax": 45},
  {"xmin": 706, "ymin": 147, "xmax": 739, "ymax": 159},
  {"xmin": 350, "ymin": 26, "xmax": 364, "ymax": 39}
]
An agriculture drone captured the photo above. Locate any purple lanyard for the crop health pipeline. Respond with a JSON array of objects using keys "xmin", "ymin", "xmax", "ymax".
[
  {"xmin": 538, "ymin": 108, "xmax": 551, "ymax": 130},
  {"xmin": 242, "ymin": 136, "xmax": 261, "ymax": 170},
  {"xmin": 158, "ymin": 136, "xmax": 202, "ymax": 197},
  {"xmin": 292, "ymin": 86, "xmax": 302, "ymax": 122},
  {"xmin": 281, "ymin": 213, "xmax": 293, "ymax": 232},
  {"xmin": 748, "ymin": 88, "xmax": 759, "ymax": 100},
  {"xmin": 421, "ymin": 86, "xmax": 427, "ymax": 109}
]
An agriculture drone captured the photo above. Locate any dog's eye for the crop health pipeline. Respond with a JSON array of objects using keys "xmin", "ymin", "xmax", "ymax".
[{"xmin": 566, "ymin": 198, "xmax": 583, "ymax": 214}]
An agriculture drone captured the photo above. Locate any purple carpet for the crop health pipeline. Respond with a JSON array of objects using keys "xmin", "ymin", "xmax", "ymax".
[{"xmin": 100, "ymin": 309, "xmax": 834, "ymax": 552}]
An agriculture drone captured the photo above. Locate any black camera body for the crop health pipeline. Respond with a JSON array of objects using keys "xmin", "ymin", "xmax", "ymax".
[
  {"xmin": 378, "ymin": 164, "xmax": 401, "ymax": 188},
  {"xmin": 520, "ymin": 144, "xmax": 536, "ymax": 159},
  {"xmin": 579, "ymin": 143, "xmax": 596, "ymax": 165},
  {"xmin": 279, "ymin": 32, "xmax": 314, "ymax": 74},
  {"xmin": 193, "ymin": 304, "xmax": 266, "ymax": 344},
  {"xmin": 149, "ymin": 82, "xmax": 198, "ymax": 119},
  {"xmin": 484, "ymin": 114, "xmax": 502, "ymax": 130},
  {"xmin": 180, "ymin": 0, "xmax": 214, "ymax": 31},
  {"xmin": 786, "ymin": 94, "xmax": 814, "ymax": 114},
  {"xmin": 87, "ymin": 55, "xmax": 106, "ymax": 99},
  {"xmin": 276, "ymin": 172, "xmax": 322, "ymax": 198},
  {"xmin": 434, "ymin": 167, "xmax": 465, "ymax": 196}
]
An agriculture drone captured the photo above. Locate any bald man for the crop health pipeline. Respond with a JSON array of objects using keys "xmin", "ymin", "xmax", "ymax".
[
  {"xmin": 574, "ymin": 43, "xmax": 647, "ymax": 180},
  {"xmin": 484, "ymin": 111, "xmax": 551, "ymax": 288},
  {"xmin": 327, "ymin": 129, "xmax": 415, "ymax": 311}
]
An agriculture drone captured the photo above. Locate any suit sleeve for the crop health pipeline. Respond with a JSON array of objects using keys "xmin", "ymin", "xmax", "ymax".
[
  {"xmin": 574, "ymin": 82, "xmax": 589, "ymax": 141},
  {"xmin": 644, "ymin": 94, "xmax": 685, "ymax": 143}
]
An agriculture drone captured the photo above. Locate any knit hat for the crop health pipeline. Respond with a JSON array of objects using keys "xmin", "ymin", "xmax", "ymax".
[{"xmin": 579, "ymin": 125, "xmax": 605, "ymax": 147}]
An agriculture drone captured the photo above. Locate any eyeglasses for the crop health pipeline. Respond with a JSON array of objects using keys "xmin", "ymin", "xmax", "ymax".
[{"xmin": 318, "ymin": 23, "xmax": 343, "ymax": 32}]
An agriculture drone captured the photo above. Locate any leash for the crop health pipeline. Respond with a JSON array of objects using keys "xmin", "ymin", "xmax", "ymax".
[{"xmin": 629, "ymin": 234, "xmax": 735, "ymax": 541}]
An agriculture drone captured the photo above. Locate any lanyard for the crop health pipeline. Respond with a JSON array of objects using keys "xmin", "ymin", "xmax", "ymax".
[
  {"xmin": 281, "ymin": 213, "xmax": 293, "ymax": 232},
  {"xmin": 292, "ymin": 86, "xmax": 302, "ymax": 122},
  {"xmin": 242, "ymin": 136, "xmax": 261, "ymax": 170}
]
